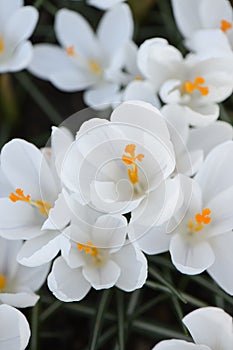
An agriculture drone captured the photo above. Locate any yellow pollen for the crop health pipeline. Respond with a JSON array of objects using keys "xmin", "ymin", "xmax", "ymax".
[
  {"xmin": 77, "ymin": 241, "xmax": 99, "ymax": 258},
  {"xmin": 122, "ymin": 144, "xmax": 144, "ymax": 185},
  {"xmin": 66, "ymin": 45, "xmax": 76, "ymax": 57},
  {"xmin": 188, "ymin": 208, "xmax": 211, "ymax": 233},
  {"xmin": 0, "ymin": 36, "xmax": 4, "ymax": 53},
  {"xmin": 135, "ymin": 76, "xmax": 142, "ymax": 81},
  {"xmin": 183, "ymin": 76, "xmax": 209, "ymax": 96},
  {"xmin": 88, "ymin": 59, "xmax": 102, "ymax": 75},
  {"xmin": 221, "ymin": 19, "xmax": 232, "ymax": 32},
  {"xmin": 0, "ymin": 274, "xmax": 6, "ymax": 291},
  {"xmin": 9, "ymin": 188, "xmax": 51, "ymax": 216}
]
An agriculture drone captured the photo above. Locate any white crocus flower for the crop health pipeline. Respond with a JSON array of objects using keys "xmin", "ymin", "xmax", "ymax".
[
  {"xmin": 130, "ymin": 142, "xmax": 233, "ymax": 295},
  {"xmin": 0, "ymin": 304, "xmax": 30, "ymax": 350},
  {"xmin": 61, "ymin": 101, "xmax": 175, "ymax": 215},
  {"xmin": 0, "ymin": 0, "xmax": 38, "ymax": 73},
  {"xmin": 161, "ymin": 104, "xmax": 233, "ymax": 176},
  {"xmin": 171, "ymin": 0, "xmax": 233, "ymax": 57},
  {"xmin": 88, "ymin": 0, "xmax": 125, "ymax": 10},
  {"xmin": 0, "ymin": 135, "xmax": 70, "ymax": 267},
  {"xmin": 29, "ymin": 4, "xmax": 133, "ymax": 109},
  {"xmin": 138, "ymin": 38, "xmax": 233, "ymax": 126},
  {"xmin": 48, "ymin": 194, "xmax": 147, "ymax": 302},
  {"xmin": 0, "ymin": 237, "xmax": 49, "ymax": 308},
  {"xmin": 152, "ymin": 307, "xmax": 233, "ymax": 350}
]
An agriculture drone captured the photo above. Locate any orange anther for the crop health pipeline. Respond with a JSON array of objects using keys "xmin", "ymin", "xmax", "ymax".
[
  {"xmin": 0, "ymin": 36, "xmax": 4, "ymax": 53},
  {"xmin": 77, "ymin": 241, "xmax": 98, "ymax": 258},
  {"xmin": 183, "ymin": 76, "xmax": 209, "ymax": 96},
  {"xmin": 0, "ymin": 274, "xmax": 6, "ymax": 290},
  {"xmin": 66, "ymin": 45, "xmax": 75, "ymax": 56},
  {"xmin": 221, "ymin": 19, "xmax": 232, "ymax": 32},
  {"xmin": 189, "ymin": 208, "xmax": 211, "ymax": 233},
  {"xmin": 9, "ymin": 188, "xmax": 31, "ymax": 203},
  {"xmin": 122, "ymin": 144, "xmax": 144, "ymax": 185}
]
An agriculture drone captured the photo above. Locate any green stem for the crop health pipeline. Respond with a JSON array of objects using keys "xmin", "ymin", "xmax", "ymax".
[{"xmin": 30, "ymin": 302, "xmax": 40, "ymax": 350}]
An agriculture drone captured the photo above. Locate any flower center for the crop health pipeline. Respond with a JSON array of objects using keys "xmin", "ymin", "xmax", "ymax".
[
  {"xmin": 9, "ymin": 188, "xmax": 51, "ymax": 216},
  {"xmin": 77, "ymin": 241, "xmax": 105, "ymax": 266},
  {"xmin": 188, "ymin": 208, "xmax": 211, "ymax": 233},
  {"xmin": 122, "ymin": 144, "xmax": 144, "ymax": 185},
  {"xmin": 135, "ymin": 76, "xmax": 142, "ymax": 81},
  {"xmin": 182, "ymin": 76, "xmax": 209, "ymax": 96},
  {"xmin": 0, "ymin": 274, "xmax": 6, "ymax": 291},
  {"xmin": 0, "ymin": 36, "xmax": 4, "ymax": 53},
  {"xmin": 65, "ymin": 45, "xmax": 102, "ymax": 75},
  {"xmin": 221, "ymin": 19, "xmax": 232, "ymax": 32}
]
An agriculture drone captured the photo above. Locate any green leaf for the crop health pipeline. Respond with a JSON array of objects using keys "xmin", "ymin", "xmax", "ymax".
[
  {"xmin": 40, "ymin": 300, "xmax": 62, "ymax": 322},
  {"xmin": 89, "ymin": 289, "xmax": 112, "ymax": 350},
  {"xmin": 30, "ymin": 302, "xmax": 40, "ymax": 350},
  {"xmin": 116, "ymin": 290, "xmax": 125, "ymax": 350}
]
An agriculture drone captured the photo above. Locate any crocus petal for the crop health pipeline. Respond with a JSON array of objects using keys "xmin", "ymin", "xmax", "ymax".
[
  {"xmin": 5, "ymin": 6, "xmax": 38, "ymax": 49},
  {"xmin": 97, "ymin": 4, "xmax": 133, "ymax": 61},
  {"xmin": 175, "ymin": 104, "xmax": 219, "ymax": 127},
  {"xmin": 55, "ymin": 8, "xmax": 100, "ymax": 58},
  {"xmin": 83, "ymin": 259, "xmax": 120, "ymax": 290},
  {"xmin": 48, "ymin": 257, "xmax": 91, "ymax": 302},
  {"xmin": 170, "ymin": 233, "xmax": 215, "ymax": 275},
  {"xmin": 187, "ymin": 121, "xmax": 233, "ymax": 157},
  {"xmin": 0, "ymin": 238, "xmax": 22, "ymax": 279},
  {"xmin": 42, "ymin": 192, "xmax": 70, "ymax": 231},
  {"xmin": 171, "ymin": 0, "xmax": 202, "ymax": 38},
  {"xmin": 199, "ymin": 0, "xmax": 233, "ymax": 28},
  {"xmin": 114, "ymin": 242, "xmax": 147, "ymax": 291},
  {"xmin": 195, "ymin": 141, "xmax": 233, "ymax": 203},
  {"xmin": 208, "ymin": 231, "xmax": 233, "ymax": 295},
  {"xmin": 88, "ymin": 0, "xmax": 125, "ymax": 10},
  {"xmin": 84, "ymin": 83, "xmax": 120, "ymax": 110},
  {"xmin": 0, "ymin": 304, "xmax": 30, "ymax": 350},
  {"xmin": 15, "ymin": 263, "xmax": 50, "ymax": 292},
  {"xmin": 152, "ymin": 339, "xmax": 210, "ymax": 350},
  {"xmin": 28, "ymin": 44, "xmax": 73, "ymax": 80},
  {"xmin": 0, "ymin": 292, "xmax": 39, "ymax": 308},
  {"xmin": 183, "ymin": 307, "xmax": 233, "ymax": 350},
  {"xmin": 123, "ymin": 80, "xmax": 160, "ymax": 107},
  {"xmin": 0, "ymin": 0, "xmax": 23, "ymax": 33},
  {"xmin": 7, "ymin": 41, "xmax": 33, "ymax": 72},
  {"xmin": 17, "ymin": 232, "xmax": 61, "ymax": 267}
]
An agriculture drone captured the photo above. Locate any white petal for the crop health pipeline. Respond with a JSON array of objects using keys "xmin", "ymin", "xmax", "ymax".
[
  {"xmin": 208, "ymin": 231, "xmax": 233, "ymax": 295},
  {"xmin": 42, "ymin": 192, "xmax": 70, "ymax": 231},
  {"xmin": 83, "ymin": 259, "xmax": 120, "ymax": 289},
  {"xmin": 0, "ymin": 0, "xmax": 23, "ymax": 33},
  {"xmin": 171, "ymin": 0, "xmax": 202, "ymax": 38},
  {"xmin": 123, "ymin": 80, "xmax": 160, "ymax": 107},
  {"xmin": 0, "ymin": 292, "xmax": 39, "ymax": 308},
  {"xmin": 170, "ymin": 233, "xmax": 215, "ymax": 275},
  {"xmin": 91, "ymin": 214, "xmax": 127, "ymax": 252},
  {"xmin": 8, "ymin": 41, "xmax": 33, "ymax": 72},
  {"xmin": 0, "ymin": 238, "xmax": 22, "ymax": 279},
  {"xmin": 0, "ymin": 304, "xmax": 30, "ymax": 350},
  {"xmin": 28, "ymin": 44, "xmax": 72, "ymax": 80},
  {"xmin": 48, "ymin": 257, "xmax": 91, "ymax": 302},
  {"xmin": 187, "ymin": 121, "xmax": 233, "ymax": 157},
  {"xmin": 60, "ymin": 233, "xmax": 85, "ymax": 269},
  {"xmin": 84, "ymin": 83, "xmax": 120, "ymax": 109},
  {"xmin": 15, "ymin": 262, "xmax": 50, "ymax": 291},
  {"xmin": 17, "ymin": 232, "xmax": 60, "ymax": 267},
  {"xmin": 113, "ymin": 242, "xmax": 147, "ymax": 291},
  {"xmin": 152, "ymin": 339, "xmax": 210, "ymax": 350},
  {"xmin": 195, "ymin": 141, "xmax": 233, "ymax": 203},
  {"xmin": 174, "ymin": 104, "xmax": 219, "ymax": 127},
  {"xmin": 55, "ymin": 9, "xmax": 99, "ymax": 58},
  {"xmin": 199, "ymin": 0, "xmax": 233, "ymax": 28},
  {"xmin": 88, "ymin": 0, "xmax": 124, "ymax": 10},
  {"xmin": 97, "ymin": 4, "xmax": 133, "ymax": 61},
  {"xmin": 183, "ymin": 306, "xmax": 233, "ymax": 350},
  {"xmin": 5, "ymin": 6, "xmax": 38, "ymax": 49}
]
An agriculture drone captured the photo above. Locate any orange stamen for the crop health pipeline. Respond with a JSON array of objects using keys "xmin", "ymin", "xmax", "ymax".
[
  {"xmin": 66, "ymin": 45, "xmax": 76, "ymax": 57},
  {"xmin": 188, "ymin": 208, "xmax": 211, "ymax": 232},
  {"xmin": 77, "ymin": 241, "xmax": 98, "ymax": 258},
  {"xmin": 221, "ymin": 19, "xmax": 232, "ymax": 32},
  {"xmin": 88, "ymin": 59, "xmax": 102, "ymax": 75},
  {"xmin": 0, "ymin": 274, "xmax": 6, "ymax": 291},
  {"xmin": 9, "ymin": 188, "xmax": 51, "ymax": 216},
  {"xmin": 183, "ymin": 76, "xmax": 209, "ymax": 96},
  {"xmin": 122, "ymin": 144, "xmax": 144, "ymax": 185},
  {"xmin": 0, "ymin": 36, "xmax": 4, "ymax": 53}
]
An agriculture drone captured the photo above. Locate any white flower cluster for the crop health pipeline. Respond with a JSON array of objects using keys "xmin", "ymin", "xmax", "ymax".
[{"xmin": 1, "ymin": 0, "xmax": 233, "ymax": 348}]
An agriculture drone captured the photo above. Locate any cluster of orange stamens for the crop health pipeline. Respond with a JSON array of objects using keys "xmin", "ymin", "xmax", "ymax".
[
  {"xmin": 188, "ymin": 208, "xmax": 211, "ymax": 233},
  {"xmin": 183, "ymin": 76, "xmax": 209, "ymax": 96},
  {"xmin": 122, "ymin": 144, "xmax": 144, "ymax": 185},
  {"xmin": 77, "ymin": 241, "xmax": 99, "ymax": 258},
  {"xmin": 221, "ymin": 19, "xmax": 232, "ymax": 32},
  {"xmin": 9, "ymin": 188, "xmax": 51, "ymax": 216}
]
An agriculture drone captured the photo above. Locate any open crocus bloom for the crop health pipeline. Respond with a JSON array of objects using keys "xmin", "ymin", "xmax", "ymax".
[
  {"xmin": 171, "ymin": 0, "xmax": 233, "ymax": 56},
  {"xmin": 137, "ymin": 38, "xmax": 233, "ymax": 126},
  {"xmin": 0, "ymin": 135, "xmax": 70, "ymax": 267},
  {"xmin": 48, "ymin": 194, "xmax": 147, "ymax": 301},
  {"xmin": 0, "ymin": 304, "xmax": 30, "ymax": 350},
  {"xmin": 161, "ymin": 104, "xmax": 233, "ymax": 176},
  {"xmin": 130, "ymin": 142, "xmax": 233, "ymax": 295},
  {"xmin": 61, "ymin": 101, "xmax": 175, "ymax": 215},
  {"xmin": 0, "ymin": 0, "xmax": 38, "ymax": 73},
  {"xmin": 0, "ymin": 237, "xmax": 49, "ymax": 308},
  {"xmin": 152, "ymin": 307, "xmax": 233, "ymax": 350},
  {"xmin": 29, "ymin": 4, "xmax": 133, "ymax": 109}
]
